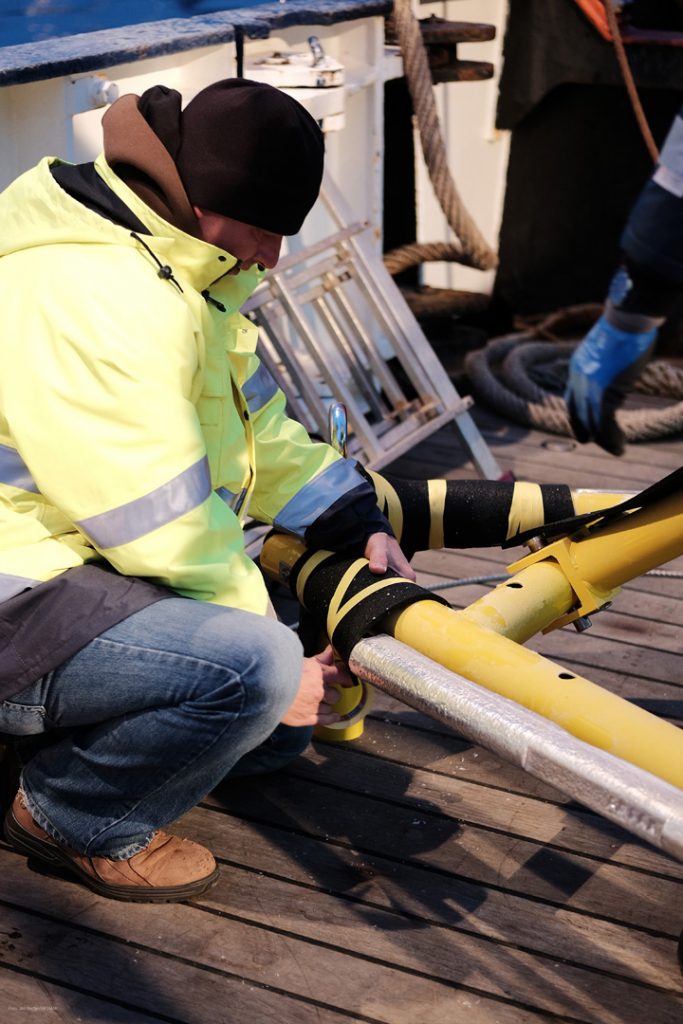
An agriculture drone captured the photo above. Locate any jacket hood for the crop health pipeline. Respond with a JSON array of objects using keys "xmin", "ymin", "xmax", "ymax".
[
  {"xmin": 0, "ymin": 156, "xmax": 264, "ymax": 312},
  {"xmin": 102, "ymin": 89, "xmax": 200, "ymax": 238}
]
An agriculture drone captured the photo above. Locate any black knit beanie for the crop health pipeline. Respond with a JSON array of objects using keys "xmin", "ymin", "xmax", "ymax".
[{"xmin": 175, "ymin": 78, "xmax": 324, "ymax": 236}]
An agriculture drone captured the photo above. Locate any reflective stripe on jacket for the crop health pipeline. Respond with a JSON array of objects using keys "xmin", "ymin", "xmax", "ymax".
[{"xmin": 0, "ymin": 155, "xmax": 367, "ymax": 616}]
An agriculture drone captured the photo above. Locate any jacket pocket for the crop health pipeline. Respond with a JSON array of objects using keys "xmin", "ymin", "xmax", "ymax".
[{"xmin": 196, "ymin": 395, "xmax": 222, "ymax": 427}]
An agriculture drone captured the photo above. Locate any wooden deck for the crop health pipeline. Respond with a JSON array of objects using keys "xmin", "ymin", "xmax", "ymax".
[{"xmin": 1, "ymin": 407, "xmax": 682, "ymax": 1023}]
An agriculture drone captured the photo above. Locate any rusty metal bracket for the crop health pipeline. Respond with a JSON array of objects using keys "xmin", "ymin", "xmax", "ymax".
[{"xmin": 386, "ymin": 16, "xmax": 496, "ymax": 83}]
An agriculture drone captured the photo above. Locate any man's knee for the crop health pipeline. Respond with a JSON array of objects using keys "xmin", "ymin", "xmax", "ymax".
[
  {"xmin": 239, "ymin": 616, "xmax": 304, "ymax": 721},
  {"xmin": 197, "ymin": 611, "xmax": 302, "ymax": 720}
]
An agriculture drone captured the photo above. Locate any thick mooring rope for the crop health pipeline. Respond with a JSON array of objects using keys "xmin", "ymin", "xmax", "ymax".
[
  {"xmin": 385, "ymin": 0, "xmax": 498, "ymax": 279},
  {"xmin": 465, "ymin": 334, "xmax": 683, "ymax": 442}
]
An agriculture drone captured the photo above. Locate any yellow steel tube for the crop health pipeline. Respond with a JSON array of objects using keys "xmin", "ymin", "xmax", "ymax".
[
  {"xmin": 259, "ymin": 533, "xmax": 307, "ymax": 583},
  {"xmin": 389, "ymin": 599, "xmax": 683, "ymax": 789},
  {"xmin": 570, "ymin": 491, "xmax": 631, "ymax": 515},
  {"xmin": 258, "ymin": 510, "xmax": 683, "ymax": 786},
  {"xmin": 568, "ymin": 491, "xmax": 683, "ymax": 591},
  {"xmin": 458, "ymin": 560, "xmax": 576, "ymax": 643}
]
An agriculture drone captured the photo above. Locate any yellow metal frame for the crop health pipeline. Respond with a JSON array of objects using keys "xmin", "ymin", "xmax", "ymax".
[
  {"xmin": 505, "ymin": 485, "xmax": 683, "ymax": 632},
  {"xmin": 260, "ymin": 484, "xmax": 683, "ymax": 789}
]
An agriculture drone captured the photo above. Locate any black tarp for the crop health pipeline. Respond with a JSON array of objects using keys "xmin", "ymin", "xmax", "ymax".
[{"xmin": 494, "ymin": 0, "xmax": 683, "ymax": 318}]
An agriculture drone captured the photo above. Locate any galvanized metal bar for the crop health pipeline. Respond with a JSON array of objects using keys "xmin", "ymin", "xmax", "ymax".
[
  {"xmin": 245, "ymin": 173, "xmax": 500, "ymax": 478},
  {"xmin": 271, "ymin": 276, "xmax": 383, "ymax": 461},
  {"xmin": 444, "ymin": 413, "xmax": 504, "ymax": 481},
  {"xmin": 264, "ymin": 222, "xmax": 366, "ymax": 278},
  {"xmin": 272, "ymin": 251, "xmax": 350, "ymax": 302},
  {"xmin": 251, "ymin": 327, "xmax": 315, "ymax": 432},
  {"xmin": 349, "ymin": 635, "xmax": 683, "ymax": 862},
  {"xmin": 340, "ymin": 254, "xmax": 437, "ymax": 403},
  {"xmin": 321, "ymin": 175, "xmax": 460, "ymax": 406},
  {"xmin": 311, "ymin": 294, "xmax": 386, "ymax": 420},
  {"xmin": 326, "ymin": 277, "xmax": 409, "ymax": 408}
]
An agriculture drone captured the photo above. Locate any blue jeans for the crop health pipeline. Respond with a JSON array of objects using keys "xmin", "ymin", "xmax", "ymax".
[{"xmin": 0, "ymin": 599, "xmax": 309, "ymax": 859}]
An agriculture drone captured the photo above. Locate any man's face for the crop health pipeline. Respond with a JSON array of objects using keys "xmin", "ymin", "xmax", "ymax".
[{"xmin": 194, "ymin": 207, "xmax": 283, "ymax": 274}]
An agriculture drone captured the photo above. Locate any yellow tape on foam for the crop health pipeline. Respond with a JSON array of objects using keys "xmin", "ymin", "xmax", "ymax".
[
  {"xmin": 326, "ymin": 558, "xmax": 407, "ymax": 643},
  {"xmin": 368, "ymin": 470, "xmax": 404, "ymax": 543},
  {"xmin": 506, "ymin": 482, "xmax": 545, "ymax": 542},
  {"xmin": 427, "ymin": 478, "xmax": 447, "ymax": 550},
  {"xmin": 295, "ymin": 549, "xmax": 336, "ymax": 605}
]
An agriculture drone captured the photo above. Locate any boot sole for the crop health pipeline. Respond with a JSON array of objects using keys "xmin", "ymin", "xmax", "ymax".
[{"xmin": 4, "ymin": 810, "xmax": 219, "ymax": 903}]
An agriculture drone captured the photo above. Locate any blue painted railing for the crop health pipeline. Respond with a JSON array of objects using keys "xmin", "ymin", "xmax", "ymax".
[
  {"xmin": 0, "ymin": 0, "xmax": 391, "ymax": 85},
  {"xmin": 2, "ymin": 1, "xmax": 264, "ymax": 47}
]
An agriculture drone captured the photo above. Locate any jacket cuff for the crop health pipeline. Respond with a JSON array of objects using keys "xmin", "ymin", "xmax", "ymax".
[{"xmin": 304, "ymin": 482, "xmax": 394, "ymax": 553}]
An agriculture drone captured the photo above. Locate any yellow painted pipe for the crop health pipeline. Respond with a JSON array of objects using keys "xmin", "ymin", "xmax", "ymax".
[
  {"xmin": 388, "ymin": 599, "xmax": 683, "ymax": 789},
  {"xmin": 261, "ymin": 532, "xmax": 683, "ymax": 787},
  {"xmin": 260, "ymin": 485, "xmax": 683, "ymax": 781},
  {"xmin": 504, "ymin": 489, "xmax": 683, "ymax": 627},
  {"xmin": 570, "ymin": 490, "xmax": 632, "ymax": 516},
  {"xmin": 569, "ymin": 490, "xmax": 683, "ymax": 591},
  {"xmin": 458, "ymin": 560, "xmax": 577, "ymax": 644}
]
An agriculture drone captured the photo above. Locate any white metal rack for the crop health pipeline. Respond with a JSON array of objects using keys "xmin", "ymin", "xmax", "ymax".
[{"xmin": 243, "ymin": 172, "xmax": 501, "ymax": 478}]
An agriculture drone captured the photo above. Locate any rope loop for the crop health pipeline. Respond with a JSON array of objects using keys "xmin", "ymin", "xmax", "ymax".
[
  {"xmin": 387, "ymin": 0, "xmax": 498, "ymax": 281},
  {"xmin": 465, "ymin": 333, "xmax": 683, "ymax": 443}
]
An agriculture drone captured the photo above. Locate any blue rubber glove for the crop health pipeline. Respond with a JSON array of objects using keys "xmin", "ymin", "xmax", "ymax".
[{"xmin": 565, "ymin": 315, "xmax": 658, "ymax": 456}]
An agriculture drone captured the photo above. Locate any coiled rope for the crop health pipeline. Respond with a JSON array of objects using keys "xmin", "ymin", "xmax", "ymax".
[
  {"xmin": 465, "ymin": 332, "xmax": 683, "ymax": 443},
  {"xmin": 384, "ymin": 0, "xmax": 498, "ymax": 281}
]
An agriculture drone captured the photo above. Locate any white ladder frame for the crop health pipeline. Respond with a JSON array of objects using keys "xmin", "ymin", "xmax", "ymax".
[{"xmin": 242, "ymin": 172, "xmax": 501, "ymax": 479}]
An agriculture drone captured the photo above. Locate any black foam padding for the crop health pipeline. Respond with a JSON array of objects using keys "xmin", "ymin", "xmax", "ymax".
[
  {"xmin": 382, "ymin": 478, "xmax": 431, "ymax": 558},
  {"xmin": 289, "ymin": 549, "xmax": 447, "ymax": 663},
  {"xmin": 540, "ymin": 484, "xmax": 574, "ymax": 526},
  {"xmin": 443, "ymin": 481, "xmax": 515, "ymax": 547},
  {"xmin": 384, "ymin": 477, "xmax": 517, "ymax": 552}
]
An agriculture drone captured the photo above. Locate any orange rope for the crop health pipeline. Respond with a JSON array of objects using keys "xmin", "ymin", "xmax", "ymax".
[{"xmin": 603, "ymin": 0, "xmax": 659, "ymax": 163}]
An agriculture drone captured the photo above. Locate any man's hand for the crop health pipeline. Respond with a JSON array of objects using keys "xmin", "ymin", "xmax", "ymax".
[
  {"xmin": 281, "ymin": 645, "xmax": 356, "ymax": 727},
  {"xmin": 565, "ymin": 315, "xmax": 658, "ymax": 456},
  {"xmin": 364, "ymin": 532, "xmax": 416, "ymax": 581},
  {"xmin": 281, "ymin": 536, "xmax": 413, "ymax": 728}
]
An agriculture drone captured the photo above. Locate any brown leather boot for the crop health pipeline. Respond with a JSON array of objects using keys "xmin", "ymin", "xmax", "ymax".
[{"xmin": 4, "ymin": 792, "xmax": 219, "ymax": 902}]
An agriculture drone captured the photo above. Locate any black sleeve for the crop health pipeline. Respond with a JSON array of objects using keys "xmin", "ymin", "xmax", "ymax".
[{"xmin": 304, "ymin": 482, "xmax": 394, "ymax": 553}]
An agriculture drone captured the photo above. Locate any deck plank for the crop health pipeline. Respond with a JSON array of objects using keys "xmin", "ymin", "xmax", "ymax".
[
  {"xmin": 391, "ymin": 415, "xmax": 683, "ymax": 492},
  {"xmin": 0, "ymin": 856, "xmax": 572, "ymax": 1024},
  {"xmin": 196, "ymin": 864, "xmax": 683, "ymax": 1024},
  {"xmin": 0, "ymin": 963, "xmax": 168, "ymax": 1023},
  {"xmin": 284, "ymin": 748, "xmax": 683, "ymax": 877},
  {"xmin": 171, "ymin": 805, "xmax": 677, "ymax": 988},
  {"xmin": 1, "ymin": 404, "xmax": 681, "ymax": 1023},
  {"xmin": 203, "ymin": 773, "xmax": 682, "ymax": 934},
  {"xmin": 413, "ymin": 548, "xmax": 683, "ymax": 618},
  {"xmin": 0, "ymin": 877, "xmax": 369, "ymax": 1024}
]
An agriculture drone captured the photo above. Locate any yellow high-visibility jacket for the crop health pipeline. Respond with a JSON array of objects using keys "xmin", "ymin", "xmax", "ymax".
[{"xmin": 0, "ymin": 155, "xmax": 368, "ymax": 617}]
